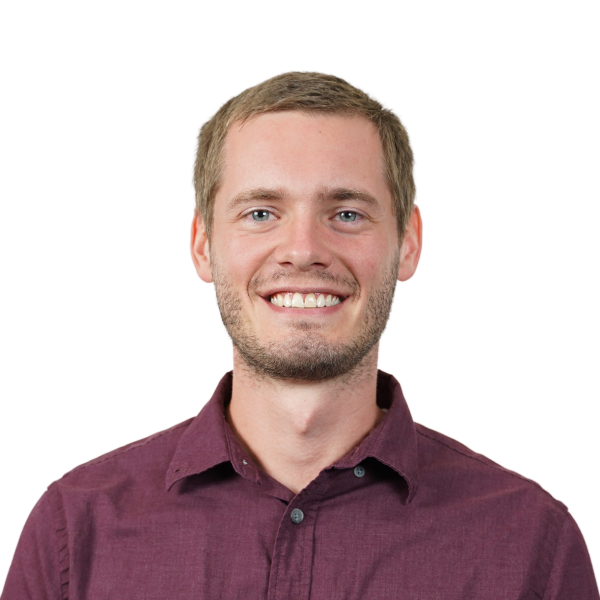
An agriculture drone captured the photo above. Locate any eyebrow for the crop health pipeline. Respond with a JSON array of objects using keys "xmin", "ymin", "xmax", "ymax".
[{"xmin": 226, "ymin": 187, "xmax": 381, "ymax": 211}]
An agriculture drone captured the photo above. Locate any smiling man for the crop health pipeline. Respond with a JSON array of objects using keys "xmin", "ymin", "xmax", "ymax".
[
  {"xmin": 2, "ymin": 73, "xmax": 598, "ymax": 600},
  {"xmin": 190, "ymin": 107, "xmax": 421, "ymax": 496}
]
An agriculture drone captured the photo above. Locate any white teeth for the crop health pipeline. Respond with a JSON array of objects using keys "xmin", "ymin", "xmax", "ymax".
[
  {"xmin": 270, "ymin": 292, "xmax": 341, "ymax": 309},
  {"xmin": 304, "ymin": 293, "xmax": 317, "ymax": 308},
  {"xmin": 291, "ymin": 292, "xmax": 304, "ymax": 308}
]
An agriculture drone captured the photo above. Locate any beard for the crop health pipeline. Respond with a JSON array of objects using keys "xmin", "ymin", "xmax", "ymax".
[{"xmin": 211, "ymin": 254, "xmax": 399, "ymax": 382}]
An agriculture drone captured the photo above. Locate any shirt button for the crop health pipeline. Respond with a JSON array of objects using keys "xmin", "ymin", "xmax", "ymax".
[
  {"xmin": 354, "ymin": 465, "xmax": 366, "ymax": 478},
  {"xmin": 290, "ymin": 508, "xmax": 304, "ymax": 524}
]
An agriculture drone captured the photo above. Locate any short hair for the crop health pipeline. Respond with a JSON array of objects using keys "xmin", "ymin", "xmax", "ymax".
[{"xmin": 194, "ymin": 72, "xmax": 415, "ymax": 240}]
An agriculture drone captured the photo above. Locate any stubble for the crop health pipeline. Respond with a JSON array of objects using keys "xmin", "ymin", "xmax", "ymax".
[{"xmin": 211, "ymin": 254, "xmax": 400, "ymax": 382}]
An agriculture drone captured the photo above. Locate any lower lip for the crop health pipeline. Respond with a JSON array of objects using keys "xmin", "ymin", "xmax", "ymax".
[{"xmin": 263, "ymin": 296, "xmax": 346, "ymax": 314}]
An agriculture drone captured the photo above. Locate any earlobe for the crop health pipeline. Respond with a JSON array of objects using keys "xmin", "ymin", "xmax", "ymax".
[
  {"xmin": 189, "ymin": 217, "xmax": 212, "ymax": 284},
  {"xmin": 398, "ymin": 206, "xmax": 423, "ymax": 282}
]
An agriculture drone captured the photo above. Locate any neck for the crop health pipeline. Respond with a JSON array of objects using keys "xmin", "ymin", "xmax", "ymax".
[{"xmin": 227, "ymin": 346, "xmax": 383, "ymax": 494}]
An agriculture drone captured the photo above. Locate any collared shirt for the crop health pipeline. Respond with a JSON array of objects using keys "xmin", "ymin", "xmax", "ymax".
[{"xmin": 2, "ymin": 371, "xmax": 598, "ymax": 600}]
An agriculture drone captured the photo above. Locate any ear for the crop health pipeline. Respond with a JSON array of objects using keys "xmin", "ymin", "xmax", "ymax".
[
  {"xmin": 398, "ymin": 206, "xmax": 423, "ymax": 282},
  {"xmin": 190, "ymin": 212, "xmax": 213, "ymax": 283}
]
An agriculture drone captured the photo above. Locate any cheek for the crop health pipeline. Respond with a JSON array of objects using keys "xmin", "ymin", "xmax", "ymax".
[
  {"xmin": 360, "ymin": 243, "xmax": 399, "ymax": 288},
  {"xmin": 212, "ymin": 231, "xmax": 271, "ymax": 286},
  {"xmin": 337, "ymin": 234, "xmax": 396, "ymax": 285}
]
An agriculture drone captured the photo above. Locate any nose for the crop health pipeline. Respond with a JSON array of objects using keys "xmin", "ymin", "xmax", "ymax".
[{"xmin": 273, "ymin": 213, "xmax": 334, "ymax": 271}]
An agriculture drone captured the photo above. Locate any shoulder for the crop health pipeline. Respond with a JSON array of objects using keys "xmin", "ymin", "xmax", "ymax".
[
  {"xmin": 414, "ymin": 422, "xmax": 567, "ymax": 527},
  {"xmin": 54, "ymin": 418, "xmax": 193, "ymax": 493},
  {"xmin": 411, "ymin": 424, "xmax": 600, "ymax": 597}
]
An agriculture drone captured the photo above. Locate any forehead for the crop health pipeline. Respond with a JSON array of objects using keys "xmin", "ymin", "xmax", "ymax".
[
  {"xmin": 218, "ymin": 112, "xmax": 389, "ymax": 201},
  {"xmin": 224, "ymin": 111, "xmax": 383, "ymax": 158}
]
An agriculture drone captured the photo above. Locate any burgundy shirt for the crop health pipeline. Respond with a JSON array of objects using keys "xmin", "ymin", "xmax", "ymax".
[{"xmin": 3, "ymin": 371, "xmax": 598, "ymax": 599}]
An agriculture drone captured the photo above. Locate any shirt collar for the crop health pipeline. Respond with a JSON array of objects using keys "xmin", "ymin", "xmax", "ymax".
[{"xmin": 166, "ymin": 370, "xmax": 419, "ymax": 502}]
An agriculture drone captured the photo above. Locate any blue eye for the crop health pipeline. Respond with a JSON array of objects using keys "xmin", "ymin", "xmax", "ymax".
[
  {"xmin": 249, "ymin": 208, "xmax": 360, "ymax": 223},
  {"xmin": 338, "ymin": 211, "xmax": 358, "ymax": 222},
  {"xmin": 252, "ymin": 210, "xmax": 270, "ymax": 223}
]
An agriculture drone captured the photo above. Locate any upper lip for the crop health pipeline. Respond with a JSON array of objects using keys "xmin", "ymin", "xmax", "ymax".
[{"xmin": 258, "ymin": 286, "xmax": 350, "ymax": 299}]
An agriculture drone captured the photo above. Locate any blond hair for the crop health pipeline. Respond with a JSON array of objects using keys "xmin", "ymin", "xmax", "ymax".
[{"xmin": 194, "ymin": 72, "xmax": 415, "ymax": 239}]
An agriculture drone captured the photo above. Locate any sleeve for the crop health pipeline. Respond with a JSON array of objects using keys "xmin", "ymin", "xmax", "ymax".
[
  {"xmin": 542, "ymin": 511, "xmax": 599, "ymax": 600},
  {"xmin": 1, "ymin": 486, "xmax": 67, "ymax": 600}
]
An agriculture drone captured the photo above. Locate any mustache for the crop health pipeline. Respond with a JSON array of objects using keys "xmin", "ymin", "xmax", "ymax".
[{"xmin": 248, "ymin": 272, "xmax": 358, "ymax": 294}]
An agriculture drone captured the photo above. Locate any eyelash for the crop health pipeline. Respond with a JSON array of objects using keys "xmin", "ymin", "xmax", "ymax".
[{"xmin": 244, "ymin": 209, "xmax": 364, "ymax": 223}]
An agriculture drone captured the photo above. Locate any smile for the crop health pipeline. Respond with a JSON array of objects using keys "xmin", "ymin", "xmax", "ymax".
[
  {"xmin": 262, "ymin": 298, "xmax": 346, "ymax": 317},
  {"xmin": 269, "ymin": 292, "xmax": 341, "ymax": 309}
]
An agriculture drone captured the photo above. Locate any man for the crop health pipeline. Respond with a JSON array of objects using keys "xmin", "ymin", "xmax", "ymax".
[{"xmin": 2, "ymin": 72, "xmax": 598, "ymax": 599}]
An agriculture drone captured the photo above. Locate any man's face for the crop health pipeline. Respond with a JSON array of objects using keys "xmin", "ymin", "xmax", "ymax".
[{"xmin": 193, "ymin": 111, "xmax": 421, "ymax": 381}]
